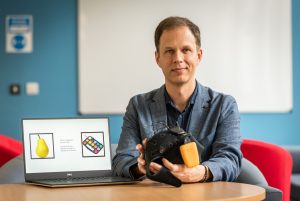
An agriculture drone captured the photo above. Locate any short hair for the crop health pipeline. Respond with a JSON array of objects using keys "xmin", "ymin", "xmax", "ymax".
[{"xmin": 154, "ymin": 16, "xmax": 201, "ymax": 51}]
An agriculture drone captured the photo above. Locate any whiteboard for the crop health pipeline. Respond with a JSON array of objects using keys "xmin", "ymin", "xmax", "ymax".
[{"xmin": 78, "ymin": 0, "xmax": 292, "ymax": 114}]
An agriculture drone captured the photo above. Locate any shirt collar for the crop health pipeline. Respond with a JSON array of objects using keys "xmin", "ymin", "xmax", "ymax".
[{"xmin": 164, "ymin": 81, "xmax": 199, "ymax": 107}]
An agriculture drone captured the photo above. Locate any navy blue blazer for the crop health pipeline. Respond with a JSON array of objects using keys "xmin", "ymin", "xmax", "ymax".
[{"xmin": 112, "ymin": 81, "xmax": 242, "ymax": 181}]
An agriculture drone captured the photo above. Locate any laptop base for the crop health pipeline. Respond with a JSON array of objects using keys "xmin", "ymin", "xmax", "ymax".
[{"xmin": 27, "ymin": 177, "xmax": 141, "ymax": 188}]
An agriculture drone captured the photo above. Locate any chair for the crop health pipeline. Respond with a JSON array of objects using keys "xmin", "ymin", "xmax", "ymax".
[
  {"xmin": 0, "ymin": 134, "xmax": 23, "ymax": 167},
  {"xmin": 241, "ymin": 139, "xmax": 293, "ymax": 201},
  {"xmin": 285, "ymin": 146, "xmax": 300, "ymax": 201}
]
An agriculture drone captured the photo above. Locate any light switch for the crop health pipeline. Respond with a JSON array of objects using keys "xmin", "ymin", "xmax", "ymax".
[
  {"xmin": 26, "ymin": 82, "xmax": 39, "ymax": 96},
  {"xmin": 9, "ymin": 83, "xmax": 21, "ymax": 95}
]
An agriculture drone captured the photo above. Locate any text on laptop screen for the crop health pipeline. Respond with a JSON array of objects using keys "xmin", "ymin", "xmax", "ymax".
[{"xmin": 22, "ymin": 118, "xmax": 111, "ymax": 173}]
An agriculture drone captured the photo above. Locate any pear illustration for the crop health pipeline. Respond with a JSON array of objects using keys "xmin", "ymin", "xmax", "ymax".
[{"xmin": 36, "ymin": 134, "xmax": 49, "ymax": 158}]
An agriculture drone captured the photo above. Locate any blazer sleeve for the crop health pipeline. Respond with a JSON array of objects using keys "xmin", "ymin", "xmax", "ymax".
[
  {"xmin": 202, "ymin": 95, "xmax": 242, "ymax": 181},
  {"xmin": 112, "ymin": 97, "xmax": 141, "ymax": 178}
]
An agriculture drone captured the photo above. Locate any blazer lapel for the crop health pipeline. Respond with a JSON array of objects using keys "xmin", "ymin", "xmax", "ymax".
[
  {"xmin": 149, "ymin": 85, "xmax": 168, "ymax": 134},
  {"xmin": 187, "ymin": 82, "xmax": 211, "ymax": 139}
]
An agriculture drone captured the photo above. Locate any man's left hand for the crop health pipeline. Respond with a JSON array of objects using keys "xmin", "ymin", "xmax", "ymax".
[{"xmin": 149, "ymin": 158, "xmax": 206, "ymax": 183}]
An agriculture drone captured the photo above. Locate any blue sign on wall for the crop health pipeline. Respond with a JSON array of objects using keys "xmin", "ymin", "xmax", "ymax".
[{"xmin": 6, "ymin": 15, "xmax": 33, "ymax": 53}]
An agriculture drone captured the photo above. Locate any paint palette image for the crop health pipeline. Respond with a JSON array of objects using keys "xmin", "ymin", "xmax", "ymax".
[{"xmin": 82, "ymin": 136, "xmax": 104, "ymax": 154}]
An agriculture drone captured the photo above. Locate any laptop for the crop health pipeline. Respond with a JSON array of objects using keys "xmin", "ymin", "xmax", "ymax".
[{"xmin": 22, "ymin": 117, "xmax": 140, "ymax": 187}]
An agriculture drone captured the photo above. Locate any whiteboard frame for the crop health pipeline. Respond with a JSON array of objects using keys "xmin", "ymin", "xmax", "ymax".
[{"xmin": 78, "ymin": 0, "xmax": 292, "ymax": 114}]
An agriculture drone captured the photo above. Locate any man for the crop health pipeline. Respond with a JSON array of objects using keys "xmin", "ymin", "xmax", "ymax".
[{"xmin": 112, "ymin": 16, "xmax": 242, "ymax": 183}]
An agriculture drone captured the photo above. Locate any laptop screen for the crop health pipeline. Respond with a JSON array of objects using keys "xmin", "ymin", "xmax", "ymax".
[{"xmin": 22, "ymin": 118, "xmax": 112, "ymax": 175}]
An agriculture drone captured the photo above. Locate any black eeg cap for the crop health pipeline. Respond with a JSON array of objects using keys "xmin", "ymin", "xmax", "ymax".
[{"xmin": 144, "ymin": 127, "xmax": 201, "ymax": 187}]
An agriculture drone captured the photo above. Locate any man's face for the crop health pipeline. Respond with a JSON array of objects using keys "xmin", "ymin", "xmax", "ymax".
[{"xmin": 155, "ymin": 26, "xmax": 202, "ymax": 87}]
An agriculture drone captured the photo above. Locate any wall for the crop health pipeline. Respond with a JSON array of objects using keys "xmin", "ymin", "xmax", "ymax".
[
  {"xmin": 0, "ymin": 0, "xmax": 299, "ymax": 145},
  {"xmin": 0, "ymin": 0, "xmax": 78, "ymax": 137}
]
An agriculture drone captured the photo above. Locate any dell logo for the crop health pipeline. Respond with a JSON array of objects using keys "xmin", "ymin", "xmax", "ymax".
[{"xmin": 67, "ymin": 173, "xmax": 72, "ymax": 177}]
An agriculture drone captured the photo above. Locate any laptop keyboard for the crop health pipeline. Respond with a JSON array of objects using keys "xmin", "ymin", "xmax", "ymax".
[{"xmin": 37, "ymin": 176, "xmax": 132, "ymax": 185}]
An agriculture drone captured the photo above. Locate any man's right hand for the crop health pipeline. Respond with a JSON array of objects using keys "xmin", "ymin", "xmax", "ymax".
[{"xmin": 135, "ymin": 138, "xmax": 148, "ymax": 175}]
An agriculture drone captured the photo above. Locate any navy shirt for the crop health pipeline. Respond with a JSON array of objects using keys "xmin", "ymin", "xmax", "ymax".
[{"xmin": 164, "ymin": 83, "xmax": 199, "ymax": 131}]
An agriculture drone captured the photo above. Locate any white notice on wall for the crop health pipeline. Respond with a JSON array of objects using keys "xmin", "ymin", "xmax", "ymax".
[{"xmin": 6, "ymin": 15, "xmax": 33, "ymax": 53}]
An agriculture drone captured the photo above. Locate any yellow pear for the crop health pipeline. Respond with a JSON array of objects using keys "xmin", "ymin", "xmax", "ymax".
[{"xmin": 36, "ymin": 135, "xmax": 49, "ymax": 158}]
